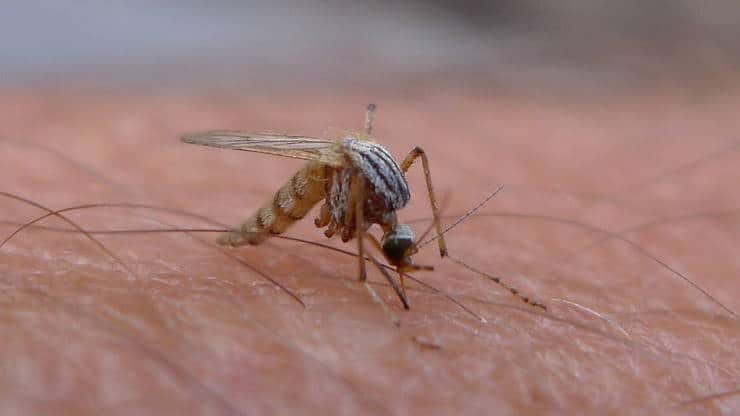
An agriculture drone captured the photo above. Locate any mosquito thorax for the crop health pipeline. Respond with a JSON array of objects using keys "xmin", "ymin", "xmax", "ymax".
[{"xmin": 381, "ymin": 223, "xmax": 416, "ymax": 266}]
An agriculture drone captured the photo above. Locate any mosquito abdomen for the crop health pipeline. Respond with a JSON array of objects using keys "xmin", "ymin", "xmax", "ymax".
[{"xmin": 218, "ymin": 162, "xmax": 327, "ymax": 246}]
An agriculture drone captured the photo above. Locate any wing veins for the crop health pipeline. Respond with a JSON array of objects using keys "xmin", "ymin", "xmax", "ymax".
[{"xmin": 182, "ymin": 131, "xmax": 343, "ymax": 165}]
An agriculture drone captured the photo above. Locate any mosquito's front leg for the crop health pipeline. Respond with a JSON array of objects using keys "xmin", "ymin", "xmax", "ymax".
[
  {"xmin": 314, "ymin": 203, "xmax": 331, "ymax": 228},
  {"xmin": 364, "ymin": 232, "xmax": 410, "ymax": 305},
  {"xmin": 400, "ymin": 146, "xmax": 448, "ymax": 257}
]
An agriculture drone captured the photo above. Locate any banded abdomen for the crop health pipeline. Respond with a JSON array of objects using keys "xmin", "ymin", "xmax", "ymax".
[{"xmin": 218, "ymin": 162, "xmax": 328, "ymax": 246}]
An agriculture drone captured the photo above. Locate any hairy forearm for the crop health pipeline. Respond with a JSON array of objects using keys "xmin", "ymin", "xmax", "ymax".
[{"xmin": 1, "ymin": 87, "xmax": 738, "ymax": 414}]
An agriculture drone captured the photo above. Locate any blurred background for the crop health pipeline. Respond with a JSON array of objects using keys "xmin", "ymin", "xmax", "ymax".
[{"xmin": 2, "ymin": 0, "xmax": 739, "ymax": 92}]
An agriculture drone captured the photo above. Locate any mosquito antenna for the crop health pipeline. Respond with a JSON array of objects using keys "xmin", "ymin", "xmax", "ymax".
[
  {"xmin": 364, "ymin": 103, "xmax": 377, "ymax": 135},
  {"xmin": 415, "ymin": 190, "xmax": 452, "ymax": 247},
  {"xmin": 420, "ymin": 184, "xmax": 505, "ymax": 248},
  {"xmin": 448, "ymin": 254, "xmax": 547, "ymax": 311},
  {"xmin": 415, "ymin": 214, "xmax": 437, "ymax": 247}
]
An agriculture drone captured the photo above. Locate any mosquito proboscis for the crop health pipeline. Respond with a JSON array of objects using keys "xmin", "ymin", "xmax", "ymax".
[{"xmin": 180, "ymin": 104, "xmax": 546, "ymax": 315}]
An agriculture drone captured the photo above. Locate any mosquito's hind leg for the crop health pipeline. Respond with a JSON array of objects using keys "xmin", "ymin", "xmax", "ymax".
[{"xmin": 400, "ymin": 146, "xmax": 447, "ymax": 257}]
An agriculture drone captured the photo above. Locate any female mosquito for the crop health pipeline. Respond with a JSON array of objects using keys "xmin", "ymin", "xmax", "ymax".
[{"xmin": 182, "ymin": 104, "xmax": 447, "ymax": 309}]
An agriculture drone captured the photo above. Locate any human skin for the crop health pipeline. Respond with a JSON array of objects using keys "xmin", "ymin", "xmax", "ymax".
[{"xmin": 0, "ymin": 85, "xmax": 739, "ymax": 415}]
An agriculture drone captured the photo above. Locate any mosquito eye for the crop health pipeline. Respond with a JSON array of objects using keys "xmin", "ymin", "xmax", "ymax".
[{"xmin": 382, "ymin": 236, "xmax": 414, "ymax": 264}]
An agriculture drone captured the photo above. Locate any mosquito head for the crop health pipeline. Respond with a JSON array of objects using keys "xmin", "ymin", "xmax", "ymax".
[{"xmin": 381, "ymin": 223, "xmax": 418, "ymax": 268}]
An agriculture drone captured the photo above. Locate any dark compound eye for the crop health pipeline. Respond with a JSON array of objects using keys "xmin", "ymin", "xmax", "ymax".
[{"xmin": 381, "ymin": 224, "xmax": 416, "ymax": 264}]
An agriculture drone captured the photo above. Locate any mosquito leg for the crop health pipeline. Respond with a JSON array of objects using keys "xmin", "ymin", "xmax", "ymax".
[
  {"xmin": 353, "ymin": 169, "xmax": 405, "ymax": 317},
  {"xmin": 364, "ymin": 103, "xmax": 376, "ymax": 136},
  {"xmin": 353, "ymin": 174, "xmax": 368, "ymax": 282},
  {"xmin": 362, "ymin": 233, "xmax": 411, "ymax": 308},
  {"xmin": 314, "ymin": 203, "xmax": 331, "ymax": 228},
  {"xmin": 368, "ymin": 253, "xmax": 410, "ymax": 310},
  {"xmin": 363, "ymin": 232, "xmax": 384, "ymax": 253},
  {"xmin": 353, "ymin": 193, "xmax": 410, "ymax": 309},
  {"xmin": 400, "ymin": 147, "xmax": 448, "ymax": 257}
]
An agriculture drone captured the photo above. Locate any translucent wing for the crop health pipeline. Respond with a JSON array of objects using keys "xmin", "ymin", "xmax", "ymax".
[{"xmin": 181, "ymin": 131, "xmax": 344, "ymax": 166}]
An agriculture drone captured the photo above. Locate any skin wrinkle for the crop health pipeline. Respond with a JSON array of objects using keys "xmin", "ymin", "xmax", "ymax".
[
  {"xmin": 150, "ymin": 214, "xmax": 528, "ymax": 412},
  {"xmin": 2, "ymin": 201, "xmax": 737, "ymax": 341},
  {"xmin": 429, "ymin": 211, "xmax": 739, "ymax": 321},
  {"xmin": 615, "ymin": 140, "xmax": 740, "ymax": 193},
  {"xmin": 559, "ymin": 208, "xmax": 740, "ymax": 260},
  {"xmin": 2, "ymin": 90, "xmax": 739, "ymax": 413},
  {"xmin": 434, "ymin": 132, "xmax": 672, "ymax": 219},
  {"xmin": 4, "ymin": 241, "xmax": 736, "ymax": 413},
  {"xmin": 1, "ymin": 205, "xmax": 563, "ymax": 320},
  {"xmin": 418, "ymin": 139, "xmax": 740, "ymax": 223},
  {"xmin": 0, "ymin": 138, "xmax": 131, "ymax": 194},
  {"xmin": 551, "ymin": 298, "xmax": 631, "ymax": 338},
  {"xmin": 495, "ymin": 185, "xmax": 668, "ymax": 217},
  {"xmin": 129, "ymin": 216, "xmax": 395, "ymax": 415},
  {"xmin": 6, "ymin": 224, "xmax": 733, "ymax": 383},
  {"xmin": 0, "ymin": 201, "xmax": 305, "ymax": 306},
  {"xmin": 2, "ymin": 217, "xmax": 487, "ymax": 320},
  {"xmin": 568, "ymin": 135, "xmax": 730, "ymax": 204},
  {"xmin": 0, "ymin": 156, "xmax": 330, "ymax": 410},
  {"xmin": 417, "ymin": 140, "xmax": 673, "ymax": 218},
  {"xmin": 407, "ymin": 207, "xmax": 740, "ymax": 310},
  {"xmin": 204, "ymin": 297, "xmax": 397, "ymax": 416},
  {"xmin": 3, "ymin": 211, "xmax": 392, "ymax": 413},
  {"xmin": 0, "ymin": 204, "xmax": 735, "ymax": 372},
  {"xmin": 0, "ymin": 193, "xmax": 143, "ymax": 286},
  {"xmin": 8, "ymin": 288, "xmax": 245, "ymax": 415},
  {"xmin": 0, "ymin": 198, "xmax": 248, "ymax": 410},
  {"xmin": 405, "ymin": 185, "xmax": 669, "ymax": 229},
  {"xmin": 2, "ymin": 206, "xmax": 484, "ymax": 320},
  {"xmin": 676, "ymin": 387, "xmax": 740, "ymax": 408}
]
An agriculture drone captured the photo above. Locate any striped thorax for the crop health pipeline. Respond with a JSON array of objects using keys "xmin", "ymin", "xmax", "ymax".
[
  {"xmin": 322, "ymin": 137, "xmax": 410, "ymax": 240},
  {"xmin": 342, "ymin": 137, "xmax": 410, "ymax": 212}
]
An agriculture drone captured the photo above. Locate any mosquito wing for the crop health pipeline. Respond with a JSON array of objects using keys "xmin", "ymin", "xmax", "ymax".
[{"xmin": 182, "ymin": 131, "xmax": 344, "ymax": 166}]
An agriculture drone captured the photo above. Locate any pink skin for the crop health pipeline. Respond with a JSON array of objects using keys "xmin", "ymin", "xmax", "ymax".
[{"xmin": 0, "ymin": 87, "xmax": 739, "ymax": 414}]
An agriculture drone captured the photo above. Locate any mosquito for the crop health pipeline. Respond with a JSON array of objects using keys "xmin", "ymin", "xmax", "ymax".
[{"xmin": 181, "ymin": 104, "xmax": 541, "ymax": 313}]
